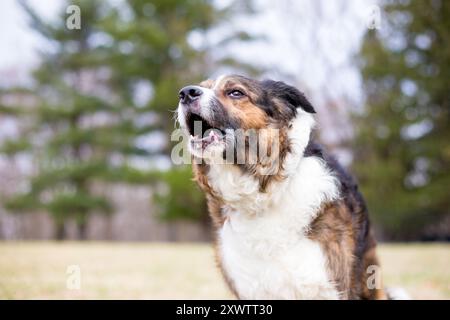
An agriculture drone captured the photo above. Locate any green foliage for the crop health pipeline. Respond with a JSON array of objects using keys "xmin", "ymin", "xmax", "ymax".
[
  {"xmin": 98, "ymin": 0, "xmax": 257, "ymax": 222},
  {"xmin": 5, "ymin": 194, "xmax": 40, "ymax": 212},
  {"xmin": 153, "ymin": 166, "xmax": 206, "ymax": 221},
  {"xmin": 0, "ymin": 138, "xmax": 31, "ymax": 155},
  {"xmin": 0, "ymin": 1, "xmax": 133, "ymax": 239},
  {"xmin": 0, "ymin": 0, "xmax": 256, "ymax": 239},
  {"xmin": 354, "ymin": 1, "xmax": 450, "ymax": 239},
  {"xmin": 46, "ymin": 192, "xmax": 112, "ymax": 219}
]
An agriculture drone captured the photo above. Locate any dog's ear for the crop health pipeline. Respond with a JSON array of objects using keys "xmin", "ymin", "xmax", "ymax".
[{"xmin": 261, "ymin": 80, "xmax": 316, "ymax": 114}]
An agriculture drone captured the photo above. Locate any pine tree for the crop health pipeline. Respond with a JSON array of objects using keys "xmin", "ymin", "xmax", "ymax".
[
  {"xmin": 0, "ymin": 0, "xmax": 256, "ymax": 239},
  {"xmin": 98, "ymin": 0, "xmax": 256, "ymax": 224},
  {"xmin": 1, "ymin": 0, "xmax": 155, "ymax": 239},
  {"xmin": 354, "ymin": 1, "xmax": 449, "ymax": 239}
]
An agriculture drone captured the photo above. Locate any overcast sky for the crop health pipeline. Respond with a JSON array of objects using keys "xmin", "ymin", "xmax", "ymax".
[
  {"xmin": 1, "ymin": 0, "xmax": 378, "ymax": 93},
  {"xmin": 0, "ymin": 0, "xmax": 380, "ymax": 169},
  {"xmin": 0, "ymin": 0, "xmax": 60, "ymax": 74}
]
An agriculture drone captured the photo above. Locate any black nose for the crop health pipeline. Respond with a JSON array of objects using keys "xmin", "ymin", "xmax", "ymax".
[{"xmin": 179, "ymin": 86, "xmax": 203, "ymax": 104}]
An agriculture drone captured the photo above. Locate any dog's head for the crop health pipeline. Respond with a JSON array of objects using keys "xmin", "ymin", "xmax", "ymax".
[{"xmin": 177, "ymin": 75, "xmax": 315, "ymax": 189}]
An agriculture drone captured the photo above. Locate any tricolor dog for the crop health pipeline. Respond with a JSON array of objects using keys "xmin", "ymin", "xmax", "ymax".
[{"xmin": 176, "ymin": 74, "xmax": 393, "ymax": 300}]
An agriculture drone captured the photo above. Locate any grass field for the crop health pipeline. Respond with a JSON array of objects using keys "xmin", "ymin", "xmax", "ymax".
[{"xmin": 0, "ymin": 242, "xmax": 448, "ymax": 299}]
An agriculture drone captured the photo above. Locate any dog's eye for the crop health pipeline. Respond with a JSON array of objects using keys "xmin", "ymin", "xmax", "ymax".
[{"xmin": 228, "ymin": 90, "xmax": 245, "ymax": 99}]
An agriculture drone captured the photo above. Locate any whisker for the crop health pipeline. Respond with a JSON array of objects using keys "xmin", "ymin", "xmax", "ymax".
[{"xmin": 170, "ymin": 107, "xmax": 180, "ymax": 128}]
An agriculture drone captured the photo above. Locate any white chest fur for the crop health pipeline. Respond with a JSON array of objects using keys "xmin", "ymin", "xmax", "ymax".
[
  {"xmin": 210, "ymin": 113, "xmax": 341, "ymax": 299},
  {"xmin": 219, "ymin": 219, "xmax": 339, "ymax": 299},
  {"xmin": 216, "ymin": 157, "xmax": 340, "ymax": 300}
]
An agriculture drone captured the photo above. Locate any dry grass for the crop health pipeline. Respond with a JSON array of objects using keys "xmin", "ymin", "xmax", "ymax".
[{"xmin": 0, "ymin": 242, "xmax": 448, "ymax": 299}]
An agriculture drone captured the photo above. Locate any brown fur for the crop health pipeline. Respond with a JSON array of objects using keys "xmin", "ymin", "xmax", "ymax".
[
  {"xmin": 210, "ymin": 77, "xmax": 270, "ymax": 130},
  {"xmin": 307, "ymin": 201, "xmax": 386, "ymax": 299},
  {"xmin": 196, "ymin": 76, "xmax": 290, "ymax": 191},
  {"xmin": 183, "ymin": 75, "xmax": 387, "ymax": 300}
]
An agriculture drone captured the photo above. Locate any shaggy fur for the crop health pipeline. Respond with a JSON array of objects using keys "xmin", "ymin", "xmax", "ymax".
[{"xmin": 177, "ymin": 75, "xmax": 388, "ymax": 299}]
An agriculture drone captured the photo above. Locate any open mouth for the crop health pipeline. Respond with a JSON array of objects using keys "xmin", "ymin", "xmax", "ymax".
[{"xmin": 185, "ymin": 112, "xmax": 225, "ymax": 150}]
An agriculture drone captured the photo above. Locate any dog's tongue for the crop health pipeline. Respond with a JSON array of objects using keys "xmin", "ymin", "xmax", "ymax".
[{"xmin": 191, "ymin": 130, "xmax": 221, "ymax": 149}]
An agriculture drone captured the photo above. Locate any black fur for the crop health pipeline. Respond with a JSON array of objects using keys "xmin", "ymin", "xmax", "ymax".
[
  {"xmin": 260, "ymin": 80, "xmax": 316, "ymax": 114},
  {"xmin": 304, "ymin": 140, "xmax": 374, "ymax": 283}
]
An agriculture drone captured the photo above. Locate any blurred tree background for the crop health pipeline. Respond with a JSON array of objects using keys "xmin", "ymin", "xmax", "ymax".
[
  {"xmin": 0, "ymin": 0, "xmax": 448, "ymax": 241},
  {"xmin": 0, "ymin": 0, "xmax": 255, "ymax": 240},
  {"xmin": 354, "ymin": 0, "xmax": 449, "ymax": 240}
]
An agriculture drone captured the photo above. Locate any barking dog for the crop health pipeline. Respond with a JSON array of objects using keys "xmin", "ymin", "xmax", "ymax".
[{"xmin": 176, "ymin": 75, "xmax": 387, "ymax": 299}]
